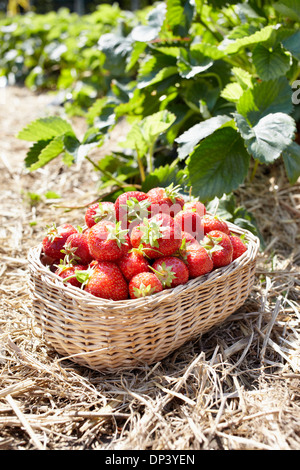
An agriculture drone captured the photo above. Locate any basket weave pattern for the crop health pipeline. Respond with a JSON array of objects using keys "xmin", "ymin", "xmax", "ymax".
[{"xmin": 27, "ymin": 223, "xmax": 260, "ymax": 371}]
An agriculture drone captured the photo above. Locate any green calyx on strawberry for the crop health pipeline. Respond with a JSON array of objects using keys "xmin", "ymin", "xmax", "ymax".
[
  {"xmin": 174, "ymin": 232, "xmax": 200, "ymax": 261},
  {"xmin": 150, "ymin": 261, "xmax": 177, "ymax": 288},
  {"xmin": 202, "ymin": 230, "xmax": 233, "ymax": 268},
  {"xmin": 85, "ymin": 201, "xmax": 115, "ymax": 228},
  {"xmin": 131, "ymin": 213, "xmax": 182, "ymax": 259},
  {"xmin": 129, "ymin": 272, "xmax": 163, "ymax": 298},
  {"xmin": 138, "ymin": 217, "xmax": 164, "ymax": 249},
  {"xmin": 45, "ymin": 223, "xmax": 62, "ymax": 242},
  {"xmin": 105, "ymin": 221, "xmax": 130, "ymax": 248},
  {"xmin": 147, "ymin": 183, "xmax": 184, "ymax": 217},
  {"xmin": 162, "ymin": 183, "xmax": 183, "ymax": 204},
  {"xmin": 60, "ymin": 241, "xmax": 81, "ymax": 264},
  {"xmin": 42, "ymin": 223, "xmax": 78, "ymax": 259},
  {"xmin": 151, "ymin": 256, "xmax": 189, "ymax": 288},
  {"xmin": 55, "ymin": 263, "xmax": 90, "ymax": 288},
  {"xmin": 121, "ymin": 197, "xmax": 151, "ymax": 224},
  {"xmin": 115, "ymin": 191, "xmax": 150, "ymax": 227},
  {"xmin": 87, "ymin": 220, "xmax": 130, "ymax": 262}
]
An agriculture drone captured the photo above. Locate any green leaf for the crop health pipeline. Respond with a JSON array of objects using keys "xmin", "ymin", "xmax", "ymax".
[
  {"xmin": 25, "ymin": 140, "xmax": 52, "ymax": 169},
  {"xmin": 138, "ymin": 65, "xmax": 178, "ymax": 89},
  {"xmin": 231, "ymin": 67, "xmax": 253, "ymax": 89},
  {"xmin": 142, "ymin": 110, "xmax": 176, "ymax": 143},
  {"xmin": 18, "ymin": 117, "xmax": 74, "ymax": 142},
  {"xmin": 141, "ymin": 164, "xmax": 185, "ymax": 193},
  {"xmin": 282, "ymin": 141, "xmax": 300, "ymax": 184},
  {"xmin": 165, "ymin": 0, "xmax": 194, "ymax": 37},
  {"xmin": 177, "ymin": 47, "xmax": 213, "ymax": 79},
  {"xmin": 63, "ymin": 133, "xmax": 102, "ymax": 164},
  {"xmin": 235, "ymin": 112, "xmax": 296, "ymax": 164},
  {"xmin": 131, "ymin": 2, "xmax": 166, "ymax": 42},
  {"xmin": 121, "ymin": 110, "xmax": 176, "ymax": 157},
  {"xmin": 221, "ymin": 25, "xmax": 276, "ymax": 54},
  {"xmin": 236, "ymin": 77, "xmax": 293, "ymax": 126},
  {"xmin": 25, "ymin": 135, "xmax": 64, "ymax": 171},
  {"xmin": 175, "ymin": 115, "xmax": 232, "ymax": 160},
  {"xmin": 273, "ymin": 0, "xmax": 300, "ymax": 22},
  {"xmin": 220, "ymin": 82, "xmax": 244, "ymax": 103},
  {"xmin": 187, "ymin": 127, "xmax": 250, "ymax": 201},
  {"xmin": 282, "ymin": 31, "xmax": 300, "ymax": 61},
  {"xmin": 252, "ymin": 43, "xmax": 291, "ymax": 81}
]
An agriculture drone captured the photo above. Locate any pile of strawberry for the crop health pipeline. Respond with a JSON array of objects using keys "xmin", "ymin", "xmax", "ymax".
[{"xmin": 41, "ymin": 184, "xmax": 248, "ymax": 301}]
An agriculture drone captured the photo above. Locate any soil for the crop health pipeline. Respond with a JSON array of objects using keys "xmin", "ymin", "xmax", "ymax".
[{"xmin": 0, "ymin": 86, "xmax": 299, "ymax": 451}]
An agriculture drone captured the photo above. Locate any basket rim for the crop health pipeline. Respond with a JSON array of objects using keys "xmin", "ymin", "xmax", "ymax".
[{"xmin": 27, "ymin": 221, "xmax": 260, "ymax": 308}]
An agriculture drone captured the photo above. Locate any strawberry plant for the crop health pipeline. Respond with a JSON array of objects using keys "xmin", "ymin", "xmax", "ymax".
[{"xmin": 13, "ymin": 0, "xmax": 300, "ymax": 224}]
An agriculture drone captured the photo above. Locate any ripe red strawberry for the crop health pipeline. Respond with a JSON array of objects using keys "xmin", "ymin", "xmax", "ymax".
[
  {"xmin": 84, "ymin": 261, "xmax": 128, "ymax": 301},
  {"xmin": 230, "ymin": 234, "xmax": 247, "ymax": 260},
  {"xmin": 115, "ymin": 191, "xmax": 151, "ymax": 229},
  {"xmin": 88, "ymin": 221, "xmax": 130, "ymax": 262},
  {"xmin": 130, "ymin": 213, "xmax": 182, "ymax": 259},
  {"xmin": 63, "ymin": 230, "xmax": 93, "ymax": 265},
  {"xmin": 174, "ymin": 210, "xmax": 204, "ymax": 241},
  {"xmin": 184, "ymin": 246, "xmax": 213, "ymax": 278},
  {"xmin": 151, "ymin": 256, "xmax": 189, "ymax": 288},
  {"xmin": 183, "ymin": 200, "xmax": 206, "ymax": 216},
  {"xmin": 42, "ymin": 223, "xmax": 77, "ymax": 259},
  {"xmin": 117, "ymin": 248, "xmax": 150, "ymax": 282},
  {"xmin": 173, "ymin": 231, "xmax": 200, "ymax": 260},
  {"xmin": 55, "ymin": 264, "xmax": 88, "ymax": 288},
  {"xmin": 202, "ymin": 215, "xmax": 230, "ymax": 235},
  {"xmin": 147, "ymin": 183, "xmax": 184, "ymax": 217},
  {"xmin": 85, "ymin": 201, "xmax": 115, "ymax": 228},
  {"xmin": 129, "ymin": 272, "xmax": 163, "ymax": 299},
  {"xmin": 203, "ymin": 230, "xmax": 233, "ymax": 268}
]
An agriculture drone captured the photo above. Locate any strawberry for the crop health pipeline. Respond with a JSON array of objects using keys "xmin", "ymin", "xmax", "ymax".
[
  {"xmin": 55, "ymin": 263, "xmax": 88, "ymax": 288},
  {"xmin": 63, "ymin": 230, "xmax": 93, "ymax": 265},
  {"xmin": 183, "ymin": 200, "xmax": 206, "ymax": 217},
  {"xmin": 117, "ymin": 247, "xmax": 150, "ymax": 282},
  {"xmin": 230, "ymin": 234, "xmax": 247, "ymax": 260},
  {"xmin": 130, "ymin": 213, "xmax": 182, "ymax": 259},
  {"xmin": 202, "ymin": 215, "xmax": 230, "ymax": 235},
  {"xmin": 84, "ymin": 261, "xmax": 128, "ymax": 301},
  {"xmin": 147, "ymin": 183, "xmax": 184, "ymax": 218},
  {"xmin": 129, "ymin": 272, "xmax": 163, "ymax": 299},
  {"xmin": 88, "ymin": 221, "xmax": 130, "ymax": 262},
  {"xmin": 174, "ymin": 210, "xmax": 204, "ymax": 242},
  {"xmin": 42, "ymin": 223, "xmax": 77, "ymax": 259},
  {"xmin": 203, "ymin": 230, "xmax": 233, "ymax": 268},
  {"xmin": 184, "ymin": 246, "xmax": 213, "ymax": 278},
  {"xmin": 173, "ymin": 231, "xmax": 200, "ymax": 260},
  {"xmin": 115, "ymin": 191, "xmax": 151, "ymax": 229},
  {"xmin": 151, "ymin": 256, "xmax": 189, "ymax": 288},
  {"xmin": 85, "ymin": 201, "xmax": 115, "ymax": 228}
]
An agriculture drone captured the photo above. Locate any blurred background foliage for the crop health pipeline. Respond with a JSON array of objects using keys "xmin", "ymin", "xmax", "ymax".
[{"xmin": 1, "ymin": 0, "xmax": 152, "ymax": 15}]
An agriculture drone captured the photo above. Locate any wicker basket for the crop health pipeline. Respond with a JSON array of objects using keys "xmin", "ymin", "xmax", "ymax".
[{"xmin": 27, "ymin": 222, "xmax": 260, "ymax": 372}]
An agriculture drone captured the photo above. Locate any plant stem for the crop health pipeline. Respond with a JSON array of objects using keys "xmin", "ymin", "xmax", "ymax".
[
  {"xmin": 250, "ymin": 159, "xmax": 260, "ymax": 181},
  {"xmin": 147, "ymin": 142, "xmax": 155, "ymax": 174},
  {"xmin": 135, "ymin": 144, "xmax": 146, "ymax": 183},
  {"xmin": 85, "ymin": 155, "xmax": 131, "ymax": 189}
]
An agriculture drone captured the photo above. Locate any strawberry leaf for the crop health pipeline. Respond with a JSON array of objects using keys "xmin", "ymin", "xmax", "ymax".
[
  {"xmin": 235, "ymin": 112, "xmax": 296, "ymax": 164},
  {"xmin": 187, "ymin": 127, "xmax": 250, "ymax": 201},
  {"xmin": 282, "ymin": 141, "xmax": 300, "ymax": 184},
  {"xmin": 252, "ymin": 43, "xmax": 291, "ymax": 81},
  {"xmin": 17, "ymin": 116, "xmax": 74, "ymax": 142}
]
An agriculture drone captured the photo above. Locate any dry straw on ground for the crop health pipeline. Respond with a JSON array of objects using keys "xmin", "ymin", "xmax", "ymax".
[{"xmin": 0, "ymin": 87, "xmax": 299, "ymax": 450}]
